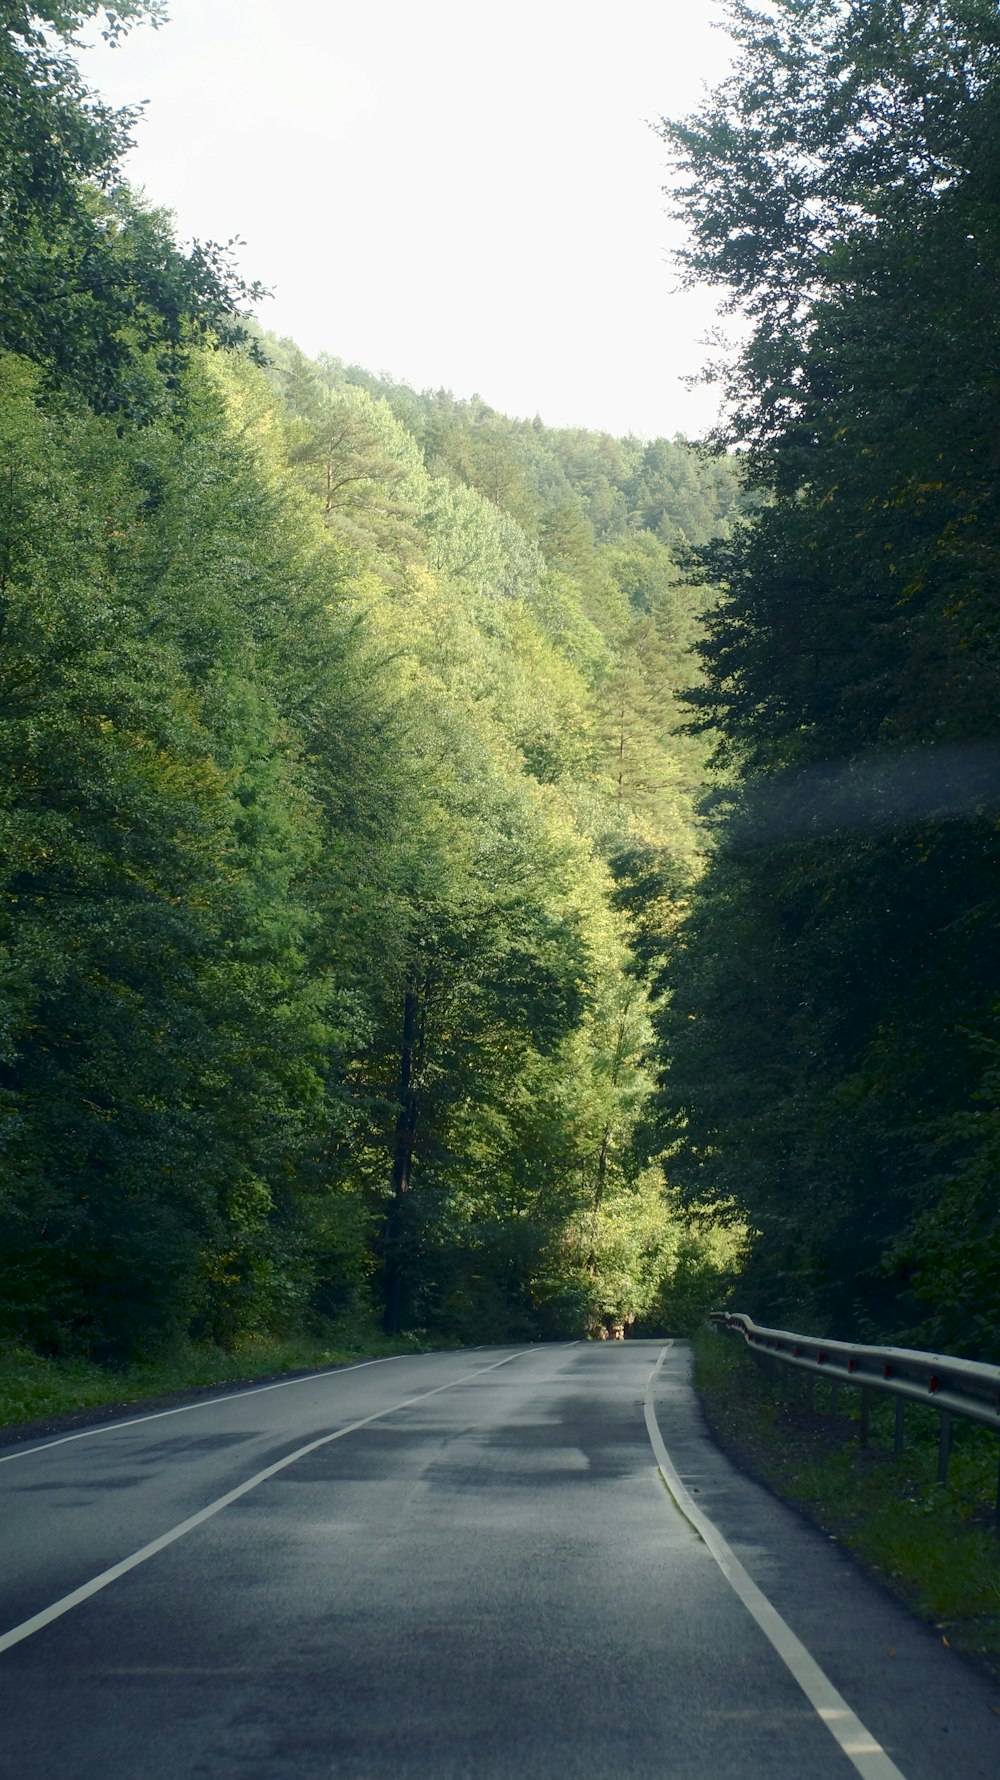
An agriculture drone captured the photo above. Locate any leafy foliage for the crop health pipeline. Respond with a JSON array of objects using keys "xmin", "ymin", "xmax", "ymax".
[
  {"xmin": 653, "ymin": 0, "xmax": 1000, "ymax": 1350},
  {"xmin": 0, "ymin": 7, "xmax": 743, "ymax": 1368},
  {"xmin": 0, "ymin": 4, "xmax": 264, "ymax": 417}
]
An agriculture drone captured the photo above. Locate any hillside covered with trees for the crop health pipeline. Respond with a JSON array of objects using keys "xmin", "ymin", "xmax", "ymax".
[
  {"xmin": 0, "ymin": 2, "xmax": 744, "ymax": 1367},
  {"xmin": 3, "ymin": 0, "xmax": 997, "ymax": 1379}
]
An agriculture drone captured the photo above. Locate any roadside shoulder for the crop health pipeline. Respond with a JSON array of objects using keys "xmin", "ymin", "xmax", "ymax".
[{"xmin": 692, "ymin": 1327, "xmax": 1000, "ymax": 1683}]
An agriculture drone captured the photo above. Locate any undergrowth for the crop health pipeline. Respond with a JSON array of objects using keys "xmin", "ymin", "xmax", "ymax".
[
  {"xmin": 0, "ymin": 1327, "xmax": 433, "ymax": 1433},
  {"xmin": 693, "ymin": 1326, "xmax": 1000, "ymax": 1678}
]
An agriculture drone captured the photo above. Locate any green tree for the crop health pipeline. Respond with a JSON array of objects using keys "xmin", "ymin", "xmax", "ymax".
[
  {"xmin": 0, "ymin": 0, "xmax": 745, "ymax": 1363},
  {"xmin": 653, "ymin": 0, "xmax": 1000, "ymax": 1343},
  {"xmin": 0, "ymin": 4, "xmax": 264, "ymax": 417}
]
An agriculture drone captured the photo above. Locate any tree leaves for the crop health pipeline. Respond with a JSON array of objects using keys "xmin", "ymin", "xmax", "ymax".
[
  {"xmin": 653, "ymin": 0, "xmax": 1000, "ymax": 1346},
  {"xmin": 0, "ymin": 8, "xmax": 744, "ymax": 1356}
]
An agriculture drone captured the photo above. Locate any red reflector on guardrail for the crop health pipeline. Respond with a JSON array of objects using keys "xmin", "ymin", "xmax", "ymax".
[{"xmin": 929, "ymin": 1376, "xmax": 940, "ymax": 1393}]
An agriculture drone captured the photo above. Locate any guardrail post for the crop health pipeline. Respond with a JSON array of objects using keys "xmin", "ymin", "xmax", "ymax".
[
  {"xmin": 829, "ymin": 1381, "xmax": 839, "ymax": 1419},
  {"xmin": 859, "ymin": 1385, "xmax": 871, "ymax": 1448},
  {"xmin": 894, "ymin": 1398, "xmax": 905, "ymax": 1457},
  {"xmin": 937, "ymin": 1411, "xmax": 952, "ymax": 1486}
]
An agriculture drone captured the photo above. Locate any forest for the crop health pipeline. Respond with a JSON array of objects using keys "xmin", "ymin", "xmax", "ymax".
[
  {"xmin": 0, "ymin": 0, "xmax": 746, "ymax": 1362},
  {"xmin": 656, "ymin": 0, "xmax": 1000, "ymax": 1353},
  {"xmin": 0, "ymin": 0, "xmax": 997, "ymax": 1371}
]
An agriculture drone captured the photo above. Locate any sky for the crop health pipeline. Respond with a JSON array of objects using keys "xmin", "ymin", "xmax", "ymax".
[{"xmin": 78, "ymin": 0, "xmax": 737, "ymax": 441}]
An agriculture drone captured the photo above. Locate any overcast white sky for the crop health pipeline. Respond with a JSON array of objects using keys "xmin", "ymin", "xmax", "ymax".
[{"xmin": 78, "ymin": 0, "xmax": 736, "ymax": 440}]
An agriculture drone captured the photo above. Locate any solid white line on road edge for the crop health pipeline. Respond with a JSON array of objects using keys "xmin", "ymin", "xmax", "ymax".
[
  {"xmin": 0, "ymin": 1355, "xmax": 406, "ymax": 1466},
  {"xmin": 644, "ymin": 1345, "xmax": 908, "ymax": 1780},
  {"xmin": 0, "ymin": 1348, "xmax": 537, "ymax": 1656}
]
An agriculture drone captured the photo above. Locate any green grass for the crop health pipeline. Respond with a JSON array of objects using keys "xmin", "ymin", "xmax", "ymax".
[
  {"xmin": 693, "ymin": 1327, "xmax": 1000, "ymax": 1677},
  {"xmin": 0, "ymin": 1327, "xmax": 434, "ymax": 1433}
]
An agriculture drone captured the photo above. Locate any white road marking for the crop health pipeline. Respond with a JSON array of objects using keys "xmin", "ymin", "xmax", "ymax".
[
  {"xmin": 0, "ymin": 1353, "xmax": 412, "ymax": 1466},
  {"xmin": 644, "ymin": 1345, "xmax": 908, "ymax": 1780},
  {"xmin": 0, "ymin": 1348, "xmax": 536, "ymax": 1655},
  {"xmin": 0, "ymin": 1342, "xmax": 579, "ymax": 1467}
]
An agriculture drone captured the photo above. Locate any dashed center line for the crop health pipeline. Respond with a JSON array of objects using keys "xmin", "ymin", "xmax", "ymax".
[{"xmin": 0, "ymin": 1349, "xmax": 537, "ymax": 1656}]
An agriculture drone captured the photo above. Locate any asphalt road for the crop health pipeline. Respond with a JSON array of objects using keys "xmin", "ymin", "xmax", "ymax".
[{"xmin": 1, "ymin": 1340, "xmax": 999, "ymax": 1779}]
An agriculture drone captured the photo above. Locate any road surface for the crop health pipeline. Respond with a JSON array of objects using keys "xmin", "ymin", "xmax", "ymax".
[{"xmin": 1, "ymin": 1340, "xmax": 998, "ymax": 1778}]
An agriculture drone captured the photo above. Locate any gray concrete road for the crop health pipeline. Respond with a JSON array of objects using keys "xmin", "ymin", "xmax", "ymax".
[{"xmin": 1, "ymin": 1340, "xmax": 998, "ymax": 1778}]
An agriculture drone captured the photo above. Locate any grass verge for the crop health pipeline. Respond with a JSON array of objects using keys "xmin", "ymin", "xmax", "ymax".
[
  {"xmin": 0, "ymin": 1327, "xmax": 434, "ymax": 1437},
  {"xmin": 693, "ymin": 1326, "xmax": 1000, "ymax": 1679}
]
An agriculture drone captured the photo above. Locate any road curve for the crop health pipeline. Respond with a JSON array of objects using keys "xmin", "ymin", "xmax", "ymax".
[{"xmin": 1, "ymin": 1340, "xmax": 998, "ymax": 1778}]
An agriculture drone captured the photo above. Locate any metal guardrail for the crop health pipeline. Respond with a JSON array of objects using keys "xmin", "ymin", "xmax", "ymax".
[{"xmin": 711, "ymin": 1311, "xmax": 1000, "ymax": 1525}]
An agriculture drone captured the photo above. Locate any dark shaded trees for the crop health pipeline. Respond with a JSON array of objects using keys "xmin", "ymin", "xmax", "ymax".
[{"xmin": 653, "ymin": 0, "xmax": 1000, "ymax": 1345}]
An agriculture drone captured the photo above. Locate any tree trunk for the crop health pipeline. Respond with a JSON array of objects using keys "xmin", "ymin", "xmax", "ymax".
[
  {"xmin": 382, "ymin": 981, "xmax": 419, "ymax": 1334},
  {"xmin": 593, "ymin": 1124, "xmax": 611, "ymax": 1212}
]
